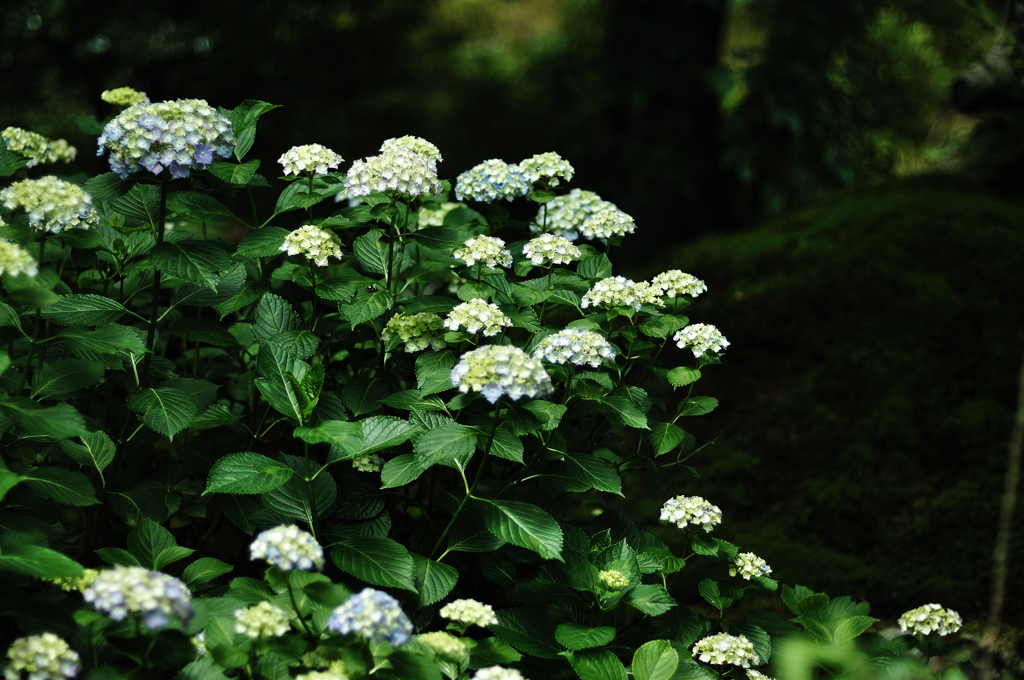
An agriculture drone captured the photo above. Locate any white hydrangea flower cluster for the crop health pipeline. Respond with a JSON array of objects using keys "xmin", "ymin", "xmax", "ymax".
[
  {"xmin": 898, "ymin": 604, "xmax": 963, "ymax": 636},
  {"xmin": 327, "ymin": 588, "xmax": 414, "ymax": 647},
  {"xmin": 417, "ymin": 202, "xmax": 463, "ymax": 228},
  {"xmin": 1, "ymin": 177, "xmax": 98, "ymax": 233},
  {"xmin": 747, "ymin": 670, "xmax": 775, "ymax": 680},
  {"xmin": 651, "ymin": 270, "xmax": 707, "ymax": 298},
  {"xmin": 4, "ymin": 633, "xmax": 80, "ymax": 680},
  {"xmin": 517, "ymin": 151, "xmax": 574, "ymax": 186},
  {"xmin": 97, "ymin": 98, "xmax": 234, "ymax": 179},
  {"xmin": 730, "ymin": 553, "xmax": 772, "ymax": 580},
  {"xmin": 451, "ymin": 345, "xmax": 553, "ymax": 404},
  {"xmin": 581, "ymin": 276, "xmax": 663, "ymax": 312},
  {"xmin": 250, "ymin": 524, "xmax": 325, "ymax": 571},
  {"xmin": 0, "ymin": 241, "xmax": 38, "ymax": 278},
  {"xmin": 673, "ymin": 324, "xmax": 730, "ymax": 358},
  {"xmin": 692, "ymin": 633, "xmax": 761, "ymax": 668},
  {"xmin": 444, "ymin": 299, "xmax": 513, "ymax": 337},
  {"xmin": 344, "ymin": 137, "xmax": 443, "ymax": 198},
  {"xmin": 2, "ymin": 127, "xmax": 77, "ymax": 167},
  {"xmin": 279, "ymin": 144, "xmax": 344, "ymax": 176},
  {"xmin": 533, "ymin": 328, "xmax": 617, "ymax": 368},
  {"xmin": 598, "ymin": 569, "xmax": 630, "ymax": 589},
  {"xmin": 660, "ymin": 495, "xmax": 722, "ymax": 532},
  {"xmin": 530, "ymin": 188, "xmax": 617, "ymax": 240},
  {"xmin": 83, "ymin": 565, "xmax": 193, "ymax": 628},
  {"xmin": 295, "ymin": 670, "xmax": 348, "ymax": 680},
  {"xmin": 382, "ymin": 313, "xmax": 447, "ymax": 352},
  {"xmin": 453, "ymin": 236, "xmax": 512, "ymax": 269},
  {"xmin": 234, "ymin": 601, "xmax": 291, "ymax": 638},
  {"xmin": 416, "ymin": 631, "xmax": 467, "ymax": 657},
  {"xmin": 440, "ymin": 599, "xmax": 499, "ymax": 628},
  {"xmin": 522, "ymin": 234, "xmax": 581, "ymax": 266},
  {"xmin": 352, "ymin": 454, "xmax": 384, "ymax": 473},
  {"xmin": 101, "ymin": 87, "xmax": 149, "ymax": 107},
  {"xmin": 473, "ymin": 668, "xmax": 527, "ymax": 680},
  {"xmin": 380, "ymin": 136, "xmax": 443, "ymax": 164},
  {"xmin": 579, "ymin": 207, "xmax": 636, "ymax": 241},
  {"xmin": 455, "ymin": 159, "xmax": 529, "ymax": 203},
  {"xmin": 279, "ymin": 225, "xmax": 343, "ymax": 267}
]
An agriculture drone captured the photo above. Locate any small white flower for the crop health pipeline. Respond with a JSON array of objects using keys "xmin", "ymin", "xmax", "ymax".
[
  {"xmin": 4, "ymin": 633, "xmax": 80, "ymax": 680},
  {"xmin": 344, "ymin": 147, "xmax": 442, "ymax": 198},
  {"xmin": 651, "ymin": 270, "xmax": 707, "ymax": 298},
  {"xmin": 250, "ymin": 524, "xmax": 325, "ymax": 571},
  {"xmin": 673, "ymin": 324, "xmax": 729, "ymax": 358},
  {"xmin": 280, "ymin": 224, "xmax": 343, "ymax": 267},
  {"xmin": 234, "ymin": 601, "xmax": 291, "ymax": 638},
  {"xmin": 533, "ymin": 328, "xmax": 617, "ymax": 368},
  {"xmin": 279, "ymin": 144, "xmax": 344, "ymax": 176},
  {"xmin": 660, "ymin": 495, "xmax": 722, "ymax": 532},
  {"xmin": 522, "ymin": 234, "xmax": 581, "ymax": 266},
  {"xmin": 440, "ymin": 599, "xmax": 499, "ymax": 627},
  {"xmin": 517, "ymin": 151, "xmax": 574, "ymax": 186},
  {"xmin": 453, "ymin": 236, "xmax": 512, "ymax": 269},
  {"xmin": 692, "ymin": 633, "xmax": 760, "ymax": 668},
  {"xmin": 730, "ymin": 552, "xmax": 772, "ymax": 580},
  {"xmin": 380, "ymin": 136, "xmax": 443, "ymax": 164},
  {"xmin": 578, "ymin": 207, "xmax": 636, "ymax": 241},
  {"xmin": 2, "ymin": 126, "xmax": 76, "ymax": 167},
  {"xmin": 444, "ymin": 299, "xmax": 513, "ymax": 337},
  {"xmin": 898, "ymin": 604, "xmax": 962, "ymax": 636}
]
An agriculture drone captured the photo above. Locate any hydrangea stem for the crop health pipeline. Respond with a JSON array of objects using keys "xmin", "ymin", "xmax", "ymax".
[
  {"xmin": 140, "ymin": 177, "xmax": 169, "ymax": 386},
  {"xmin": 287, "ymin": 580, "xmax": 316, "ymax": 640},
  {"xmin": 303, "ymin": 440, "xmax": 320, "ymax": 539},
  {"xmin": 15, "ymin": 236, "xmax": 47, "ymax": 393}
]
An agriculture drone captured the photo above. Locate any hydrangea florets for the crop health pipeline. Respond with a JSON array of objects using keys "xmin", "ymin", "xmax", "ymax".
[
  {"xmin": 327, "ymin": 588, "xmax": 413, "ymax": 647},
  {"xmin": 416, "ymin": 631, "xmax": 467, "ymax": 657},
  {"xmin": 451, "ymin": 345, "xmax": 553, "ymax": 403},
  {"xmin": 473, "ymin": 668, "xmax": 527, "ymax": 680},
  {"xmin": 673, "ymin": 323, "xmax": 729, "ymax": 358},
  {"xmin": 380, "ymin": 136, "xmax": 443, "ymax": 164},
  {"xmin": 730, "ymin": 553, "xmax": 772, "ymax": 580},
  {"xmin": 0, "ymin": 241, "xmax": 38, "ymax": 278},
  {"xmin": 651, "ymin": 270, "xmax": 707, "ymax": 298},
  {"xmin": 530, "ymin": 188, "xmax": 617, "ymax": 240},
  {"xmin": 417, "ymin": 202, "xmax": 463, "ymax": 228},
  {"xmin": 279, "ymin": 144, "xmax": 344, "ymax": 176},
  {"xmin": 250, "ymin": 524, "xmax": 325, "ymax": 571},
  {"xmin": 522, "ymin": 234, "xmax": 581, "ymax": 266},
  {"xmin": 579, "ymin": 207, "xmax": 636, "ymax": 241},
  {"xmin": 439, "ymin": 599, "xmax": 499, "ymax": 628},
  {"xmin": 280, "ymin": 225, "xmax": 343, "ymax": 267},
  {"xmin": 47, "ymin": 569, "xmax": 99, "ymax": 594},
  {"xmin": 692, "ymin": 633, "xmax": 761, "ymax": 668},
  {"xmin": 898, "ymin": 604, "xmax": 963, "ymax": 636},
  {"xmin": 453, "ymin": 236, "xmax": 512, "ymax": 269},
  {"xmin": 295, "ymin": 670, "xmax": 348, "ymax": 680},
  {"xmin": 1, "ymin": 177, "xmax": 98, "ymax": 233},
  {"xmin": 234, "ymin": 601, "xmax": 291, "ymax": 638},
  {"xmin": 101, "ymin": 87, "xmax": 149, "ymax": 107},
  {"xmin": 352, "ymin": 454, "xmax": 384, "ymax": 473},
  {"xmin": 444, "ymin": 299, "xmax": 513, "ymax": 337},
  {"xmin": 344, "ymin": 146, "xmax": 442, "ymax": 198},
  {"xmin": 598, "ymin": 569, "xmax": 630, "ymax": 589},
  {"xmin": 4, "ymin": 633, "xmax": 80, "ymax": 680},
  {"xmin": 518, "ymin": 151, "xmax": 574, "ymax": 186},
  {"xmin": 83, "ymin": 565, "xmax": 193, "ymax": 628},
  {"xmin": 581, "ymin": 276, "xmax": 663, "ymax": 312},
  {"xmin": 660, "ymin": 495, "xmax": 722, "ymax": 532},
  {"xmin": 382, "ymin": 313, "xmax": 447, "ymax": 352},
  {"xmin": 455, "ymin": 159, "xmax": 529, "ymax": 203},
  {"xmin": 747, "ymin": 670, "xmax": 775, "ymax": 680},
  {"xmin": 2, "ymin": 127, "xmax": 76, "ymax": 167},
  {"xmin": 533, "ymin": 328, "xmax": 617, "ymax": 368},
  {"xmin": 97, "ymin": 98, "xmax": 234, "ymax": 179}
]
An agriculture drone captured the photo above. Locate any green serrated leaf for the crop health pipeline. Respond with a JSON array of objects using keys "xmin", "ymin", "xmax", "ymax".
[
  {"xmin": 40, "ymin": 294, "xmax": 128, "ymax": 326},
  {"xmin": 342, "ymin": 377, "xmax": 387, "ymax": 416},
  {"xmin": 181, "ymin": 557, "xmax": 234, "ymax": 586},
  {"xmin": 209, "ymin": 159, "xmax": 261, "ymax": 186},
  {"xmin": 153, "ymin": 545, "xmax": 195, "ymax": 570},
  {"xmin": 380, "ymin": 454, "xmax": 428, "ymax": 489},
  {"xmin": 167, "ymin": 191, "xmax": 235, "ymax": 224},
  {"xmin": 625, "ymin": 584, "xmax": 676, "ymax": 616},
  {"xmin": 680, "ymin": 396, "xmax": 718, "ymax": 416},
  {"xmin": 492, "ymin": 608, "xmax": 562, "ymax": 659},
  {"xmin": 481, "ymin": 499, "xmax": 563, "ymax": 562},
  {"xmin": 730, "ymin": 623, "xmax": 772, "ymax": 662},
  {"xmin": 112, "ymin": 184, "xmax": 160, "ymax": 224},
  {"xmin": 353, "ymin": 229, "xmax": 396, "ymax": 276},
  {"xmin": 330, "ymin": 536, "xmax": 417, "ymax": 591},
  {"xmin": 31, "ymin": 358, "xmax": 105, "ymax": 400},
  {"xmin": 577, "ymin": 254, "xmax": 613, "ymax": 280},
  {"xmin": 21, "ymin": 466, "xmax": 99, "ymax": 506},
  {"xmin": 0, "ymin": 398, "xmax": 88, "ymax": 439},
  {"xmin": 698, "ymin": 578, "xmax": 730, "ymax": 611},
  {"xmin": 150, "ymin": 241, "xmax": 230, "ymax": 289},
  {"xmin": 570, "ymin": 649, "xmax": 628, "ymax": 680},
  {"xmin": 649, "ymin": 422, "xmax": 687, "ymax": 456},
  {"xmin": 0, "ymin": 542, "xmax": 83, "ymax": 578},
  {"xmin": 127, "ymin": 518, "xmax": 177, "ymax": 568},
  {"xmin": 415, "ymin": 423, "xmax": 476, "ymax": 467},
  {"xmin": 415, "ymin": 350, "xmax": 456, "ymax": 396},
  {"xmin": 488, "ymin": 427, "xmax": 524, "ymax": 463},
  {"xmin": 204, "ymin": 452, "xmax": 296, "ymax": 495},
  {"xmin": 341, "ymin": 288, "xmax": 393, "ymax": 328},
  {"xmin": 555, "ymin": 623, "xmax": 616, "ymax": 651},
  {"xmin": 127, "ymin": 387, "xmax": 198, "ymax": 438},
  {"xmin": 411, "ymin": 553, "xmax": 458, "ymax": 606},
  {"xmin": 562, "ymin": 451, "xmax": 623, "ymax": 496},
  {"xmin": 632, "ymin": 640, "xmax": 679, "ymax": 680}
]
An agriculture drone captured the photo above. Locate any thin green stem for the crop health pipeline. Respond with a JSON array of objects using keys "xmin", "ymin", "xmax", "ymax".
[
  {"xmin": 140, "ymin": 177, "xmax": 169, "ymax": 386},
  {"xmin": 306, "ymin": 173, "xmax": 315, "ymax": 221},
  {"xmin": 304, "ymin": 440, "xmax": 320, "ymax": 538},
  {"xmin": 287, "ymin": 581, "xmax": 317, "ymax": 640},
  {"xmin": 16, "ymin": 237, "xmax": 47, "ymax": 393}
]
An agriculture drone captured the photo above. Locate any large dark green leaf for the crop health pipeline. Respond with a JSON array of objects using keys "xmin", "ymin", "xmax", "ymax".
[
  {"xmin": 415, "ymin": 423, "xmax": 476, "ymax": 467},
  {"xmin": 181, "ymin": 557, "xmax": 234, "ymax": 587},
  {"xmin": 570, "ymin": 649, "xmax": 628, "ymax": 680},
  {"xmin": 0, "ymin": 398, "xmax": 88, "ymax": 439},
  {"xmin": 555, "ymin": 623, "xmax": 616, "ymax": 651},
  {"xmin": 40, "ymin": 295, "xmax": 128, "ymax": 326},
  {"xmin": 31, "ymin": 358, "xmax": 105, "ymax": 400},
  {"xmin": 127, "ymin": 387, "xmax": 198, "ymax": 438},
  {"xmin": 330, "ymin": 536, "xmax": 416, "ymax": 591},
  {"xmin": 204, "ymin": 453, "xmax": 296, "ymax": 495},
  {"xmin": 415, "ymin": 350, "xmax": 456, "ymax": 396},
  {"xmin": 21, "ymin": 466, "xmax": 99, "ymax": 506},
  {"xmin": 649, "ymin": 422, "xmax": 687, "ymax": 456},
  {"xmin": 353, "ymin": 229, "xmax": 397, "ymax": 276},
  {"xmin": 411, "ymin": 553, "xmax": 458, "ymax": 606},
  {"xmin": 236, "ymin": 227, "xmax": 289, "ymax": 258},
  {"xmin": 167, "ymin": 191, "xmax": 235, "ymax": 224},
  {"xmin": 127, "ymin": 518, "xmax": 177, "ymax": 569},
  {"xmin": 150, "ymin": 241, "xmax": 230, "ymax": 290},
  {"xmin": 59, "ymin": 431, "xmax": 115, "ymax": 482},
  {"xmin": 562, "ymin": 451, "xmax": 623, "ymax": 496},
  {"xmin": 625, "ymin": 584, "xmax": 676, "ymax": 616},
  {"xmin": 112, "ymin": 184, "xmax": 160, "ymax": 224},
  {"xmin": 0, "ymin": 538, "xmax": 83, "ymax": 578},
  {"xmin": 632, "ymin": 640, "xmax": 679, "ymax": 680},
  {"xmin": 252, "ymin": 293, "xmax": 300, "ymax": 343},
  {"xmin": 481, "ymin": 499, "xmax": 563, "ymax": 561},
  {"xmin": 209, "ymin": 159, "xmax": 261, "ymax": 186},
  {"xmin": 492, "ymin": 608, "xmax": 562, "ymax": 659},
  {"xmin": 380, "ymin": 454, "xmax": 428, "ymax": 489}
]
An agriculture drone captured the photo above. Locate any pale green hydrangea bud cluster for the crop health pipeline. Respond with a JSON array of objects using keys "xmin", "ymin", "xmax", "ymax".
[
  {"xmin": 0, "ymin": 241, "xmax": 38, "ymax": 278},
  {"xmin": 295, "ymin": 669, "xmax": 349, "ymax": 680},
  {"xmin": 46, "ymin": 569, "xmax": 99, "ymax": 593},
  {"xmin": 454, "ymin": 235, "xmax": 512, "ymax": 269},
  {"xmin": 898, "ymin": 604, "xmax": 962, "ymax": 636},
  {"xmin": 660, "ymin": 495, "xmax": 722, "ymax": 532},
  {"xmin": 651, "ymin": 270, "xmax": 707, "ymax": 298},
  {"xmin": 250, "ymin": 524, "xmax": 325, "ymax": 571},
  {"xmin": 518, "ymin": 151, "xmax": 574, "ymax": 186},
  {"xmin": 280, "ymin": 224, "xmax": 343, "ymax": 267},
  {"xmin": 101, "ymin": 87, "xmax": 149, "ymax": 107},
  {"xmin": 97, "ymin": 98, "xmax": 234, "ymax": 179},
  {"xmin": 692, "ymin": 633, "xmax": 761, "ymax": 667},
  {"xmin": 83, "ymin": 565, "xmax": 193, "ymax": 628},
  {"xmin": 530, "ymin": 188, "xmax": 617, "ymax": 240},
  {"xmin": 451, "ymin": 345, "xmax": 553, "ymax": 403},
  {"xmin": 382, "ymin": 313, "xmax": 447, "ymax": 352},
  {"xmin": 473, "ymin": 668, "xmax": 527, "ymax": 680},
  {"xmin": 327, "ymin": 588, "xmax": 413, "ymax": 646},
  {"xmin": 443, "ymin": 299, "xmax": 513, "ymax": 337},
  {"xmin": 598, "ymin": 569, "xmax": 630, "ymax": 589},
  {"xmin": 1, "ymin": 177, "xmax": 98, "ymax": 233},
  {"xmin": 344, "ymin": 136, "xmax": 442, "ymax": 198},
  {"xmin": 4, "ymin": 633, "xmax": 80, "ymax": 680},
  {"xmin": 533, "ymin": 328, "xmax": 617, "ymax": 368},
  {"xmin": 416, "ymin": 631, "xmax": 467, "ymax": 657},
  {"xmin": 455, "ymin": 159, "xmax": 529, "ymax": 203},
  {"xmin": 299, "ymin": 651, "xmax": 348, "ymax": 674},
  {"xmin": 730, "ymin": 552, "xmax": 772, "ymax": 580},
  {"xmin": 279, "ymin": 144, "xmax": 344, "ymax": 176},
  {"xmin": 352, "ymin": 454, "xmax": 384, "ymax": 473},
  {"xmin": 439, "ymin": 599, "xmax": 499, "ymax": 628},
  {"xmin": 417, "ymin": 202, "xmax": 463, "ymax": 228},
  {"xmin": 579, "ymin": 207, "xmax": 636, "ymax": 241},
  {"xmin": 747, "ymin": 670, "xmax": 775, "ymax": 680},
  {"xmin": 234, "ymin": 601, "xmax": 291, "ymax": 638},
  {"xmin": 673, "ymin": 323, "xmax": 729, "ymax": 358},
  {"xmin": 581, "ymin": 276, "xmax": 663, "ymax": 312},
  {"xmin": 522, "ymin": 234, "xmax": 581, "ymax": 266},
  {"xmin": 2, "ymin": 127, "xmax": 77, "ymax": 167}
]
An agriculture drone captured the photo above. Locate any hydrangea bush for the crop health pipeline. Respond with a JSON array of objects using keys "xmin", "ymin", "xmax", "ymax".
[{"xmin": 0, "ymin": 93, "xmax": 969, "ymax": 680}]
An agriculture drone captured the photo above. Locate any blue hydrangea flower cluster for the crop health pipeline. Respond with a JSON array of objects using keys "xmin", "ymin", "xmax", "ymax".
[
  {"xmin": 1, "ymin": 176, "xmax": 99, "ymax": 233},
  {"xmin": 455, "ymin": 159, "xmax": 529, "ymax": 203},
  {"xmin": 4, "ymin": 633, "xmax": 80, "ymax": 680},
  {"xmin": 326, "ymin": 588, "xmax": 413, "ymax": 646},
  {"xmin": 97, "ymin": 99, "xmax": 234, "ymax": 179},
  {"xmin": 250, "ymin": 524, "xmax": 325, "ymax": 571},
  {"xmin": 82, "ymin": 565, "xmax": 193, "ymax": 629}
]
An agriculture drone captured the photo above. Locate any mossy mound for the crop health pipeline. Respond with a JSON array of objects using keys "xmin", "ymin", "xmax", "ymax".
[{"xmin": 645, "ymin": 176, "xmax": 1024, "ymax": 625}]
